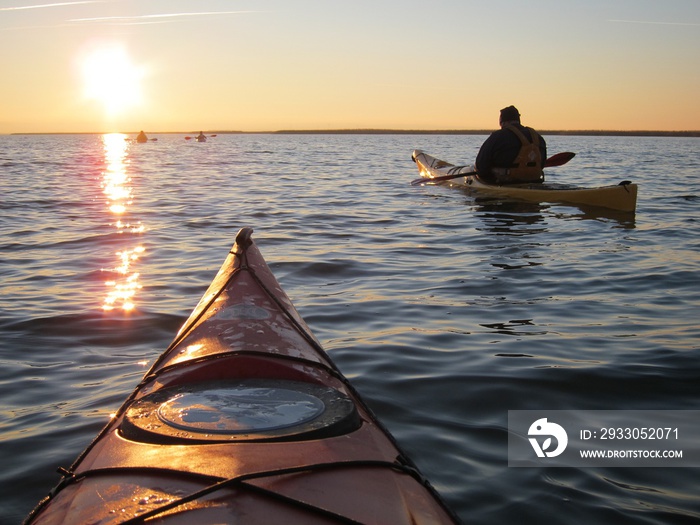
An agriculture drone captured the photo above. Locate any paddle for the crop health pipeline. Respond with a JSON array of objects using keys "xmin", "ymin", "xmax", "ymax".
[{"xmin": 410, "ymin": 151, "xmax": 576, "ymax": 186}]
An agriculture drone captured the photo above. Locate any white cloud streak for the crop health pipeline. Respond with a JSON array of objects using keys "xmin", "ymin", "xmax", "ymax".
[
  {"xmin": 608, "ymin": 19, "xmax": 700, "ymax": 27},
  {"xmin": 69, "ymin": 11, "xmax": 258, "ymax": 23},
  {"xmin": 0, "ymin": 1, "xmax": 103, "ymax": 11}
]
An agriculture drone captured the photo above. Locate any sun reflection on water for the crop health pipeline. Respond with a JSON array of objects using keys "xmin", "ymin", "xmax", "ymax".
[{"xmin": 100, "ymin": 133, "xmax": 144, "ymax": 312}]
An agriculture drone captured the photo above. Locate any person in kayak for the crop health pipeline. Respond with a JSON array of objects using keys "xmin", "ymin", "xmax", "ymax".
[
  {"xmin": 475, "ymin": 105, "xmax": 547, "ymax": 184},
  {"xmin": 136, "ymin": 130, "xmax": 148, "ymax": 143}
]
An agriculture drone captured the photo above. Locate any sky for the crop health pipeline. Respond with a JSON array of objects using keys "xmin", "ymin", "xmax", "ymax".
[{"xmin": 1, "ymin": 0, "xmax": 699, "ymax": 134}]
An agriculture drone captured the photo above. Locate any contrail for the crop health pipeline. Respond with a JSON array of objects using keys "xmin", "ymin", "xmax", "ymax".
[
  {"xmin": 1, "ymin": 1, "xmax": 103, "ymax": 11},
  {"xmin": 69, "ymin": 11, "xmax": 258, "ymax": 23},
  {"xmin": 608, "ymin": 19, "xmax": 700, "ymax": 27}
]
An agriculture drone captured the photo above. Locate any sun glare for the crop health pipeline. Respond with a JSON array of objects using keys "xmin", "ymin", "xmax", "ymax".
[
  {"xmin": 80, "ymin": 43, "xmax": 145, "ymax": 116},
  {"xmin": 101, "ymin": 133, "xmax": 144, "ymax": 313}
]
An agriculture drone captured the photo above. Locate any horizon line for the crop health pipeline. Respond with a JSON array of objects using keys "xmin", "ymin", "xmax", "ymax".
[{"xmin": 7, "ymin": 129, "xmax": 700, "ymax": 137}]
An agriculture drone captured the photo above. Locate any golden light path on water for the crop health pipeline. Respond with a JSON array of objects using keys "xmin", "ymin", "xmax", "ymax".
[{"xmin": 100, "ymin": 133, "xmax": 145, "ymax": 312}]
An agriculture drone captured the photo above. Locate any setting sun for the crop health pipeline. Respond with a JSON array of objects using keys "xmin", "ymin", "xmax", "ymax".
[{"xmin": 79, "ymin": 43, "xmax": 145, "ymax": 117}]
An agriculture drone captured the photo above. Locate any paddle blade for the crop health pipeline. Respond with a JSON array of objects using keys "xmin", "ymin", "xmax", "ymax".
[
  {"xmin": 410, "ymin": 169, "xmax": 476, "ymax": 186},
  {"xmin": 544, "ymin": 151, "xmax": 575, "ymax": 167},
  {"xmin": 410, "ymin": 176, "xmax": 429, "ymax": 186}
]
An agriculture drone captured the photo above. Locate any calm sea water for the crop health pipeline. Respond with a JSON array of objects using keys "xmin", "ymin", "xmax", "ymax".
[{"xmin": 1, "ymin": 133, "xmax": 699, "ymax": 524}]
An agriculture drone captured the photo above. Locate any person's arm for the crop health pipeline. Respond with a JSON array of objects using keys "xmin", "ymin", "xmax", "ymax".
[
  {"xmin": 538, "ymin": 132, "xmax": 547, "ymax": 166},
  {"xmin": 475, "ymin": 132, "xmax": 499, "ymax": 175}
]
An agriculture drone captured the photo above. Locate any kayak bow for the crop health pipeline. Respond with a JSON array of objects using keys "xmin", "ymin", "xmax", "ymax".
[
  {"xmin": 25, "ymin": 228, "xmax": 459, "ymax": 525},
  {"xmin": 412, "ymin": 150, "xmax": 637, "ymax": 212}
]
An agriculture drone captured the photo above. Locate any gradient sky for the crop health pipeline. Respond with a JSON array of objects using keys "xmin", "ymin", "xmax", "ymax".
[{"xmin": 1, "ymin": 0, "xmax": 699, "ymax": 133}]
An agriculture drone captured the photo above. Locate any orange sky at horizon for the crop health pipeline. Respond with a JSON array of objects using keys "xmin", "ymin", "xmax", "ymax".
[{"xmin": 1, "ymin": 1, "xmax": 699, "ymax": 134}]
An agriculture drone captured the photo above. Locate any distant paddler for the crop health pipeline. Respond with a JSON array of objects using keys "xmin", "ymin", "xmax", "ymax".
[
  {"xmin": 196, "ymin": 131, "xmax": 207, "ymax": 142},
  {"xmin": 136, "ymin": 130, "xmax": 148, "ymax": 143}
]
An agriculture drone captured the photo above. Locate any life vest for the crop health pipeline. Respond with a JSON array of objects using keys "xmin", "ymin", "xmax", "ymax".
[{"xmin": 501, "ymin": 125, "xmax": 543, "ymax": 183}]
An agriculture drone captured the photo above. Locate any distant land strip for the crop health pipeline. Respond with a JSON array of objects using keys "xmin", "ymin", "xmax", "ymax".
[
  {"xmin": 271, "ymin": 129, "xmax": 700, "ymax": 137},
  {"xmin": 10, "ymin": 129, "xmax": 700, "ymax": 137}
]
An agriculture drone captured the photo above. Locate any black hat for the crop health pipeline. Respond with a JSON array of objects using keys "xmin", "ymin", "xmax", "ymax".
[{"xmin": 500, "ymin": 106, "xmax": 520, "ymax": 122}]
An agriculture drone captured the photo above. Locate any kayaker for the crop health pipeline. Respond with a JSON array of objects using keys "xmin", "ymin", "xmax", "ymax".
[
  {"xmin": 136, "ymin": 130, "xmax": 148, "ymax": 143},
  {"xmin": 475, "ymin": 105, "xmax": 547, "ymax": 184},
  {"xmin": 196, "ymin": 131, "xmax": 207, "ymax": 142}
]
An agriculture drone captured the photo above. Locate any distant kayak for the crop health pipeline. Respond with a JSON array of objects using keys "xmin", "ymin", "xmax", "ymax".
[
  {"xmin": 185, "ymin": 134, "xmax": 214, "ymax": 142},
  {"xmin": 412, "ymin": 150, "xmax": 637, "ymax": 212},
  {"xmin": 24, "ymin": 228, "xmax": 460, "ymax": 524}
]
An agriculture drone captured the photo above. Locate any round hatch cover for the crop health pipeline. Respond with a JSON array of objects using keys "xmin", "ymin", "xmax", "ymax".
[
  {"xmin": 120, "ymin": 379, "xmax": 360, "ymax": 444},
  {"xmin": 157, "ymin": 385, "xmax": 325, "ymax": 433}
]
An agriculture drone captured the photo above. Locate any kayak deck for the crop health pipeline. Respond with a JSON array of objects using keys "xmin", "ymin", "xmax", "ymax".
[
  {"xmin": 412, "ymin": 149, "xmax": 637, "ymax": 212},
  {"xmin": 25, "ymin": 228, "xmax": 459, "ymax": 525}
]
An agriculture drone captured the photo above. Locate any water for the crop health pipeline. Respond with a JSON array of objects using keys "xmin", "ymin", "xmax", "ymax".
[{"xmin": 1, "ymin": 133, "xmax": 699, "ymax": 524}]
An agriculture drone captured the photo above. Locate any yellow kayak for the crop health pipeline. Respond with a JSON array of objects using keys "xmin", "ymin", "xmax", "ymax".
[{"xmin": 412, "ymin": 150, "xmax": 637, "ymax": 212}]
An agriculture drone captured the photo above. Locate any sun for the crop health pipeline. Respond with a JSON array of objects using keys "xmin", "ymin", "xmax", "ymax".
[{"xmin": 80, "ymin": 43, "xmax": 145, "ymax": 117}]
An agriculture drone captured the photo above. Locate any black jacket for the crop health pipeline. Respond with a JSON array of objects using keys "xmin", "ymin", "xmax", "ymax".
[{"xmin": 475, "ymin": 124, "xmax": 547, "ymax": 183}]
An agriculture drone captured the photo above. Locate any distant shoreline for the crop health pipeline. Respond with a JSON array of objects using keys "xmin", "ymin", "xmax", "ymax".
[
  {"xmin": 276, "ymin": 129, "xmax": 700, "ymax": 137},
  {"xmin": 8, "ymin": 129, "xmax": 700, "ymax": 137}
]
